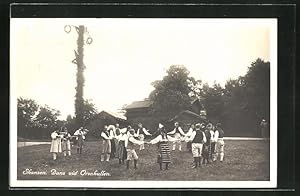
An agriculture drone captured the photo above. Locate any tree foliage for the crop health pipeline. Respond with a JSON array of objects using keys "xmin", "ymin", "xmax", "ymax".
[
  {"xmin": 147, "ymin": 58, "xmax": 270, "ymax": 136},
  {"xmin": 149, "ymin": 65, "xmax": 194, "ymax": 119},
  {"xmin": 17, "ymin": 98, "xmax": 62, "ymax": 139}
]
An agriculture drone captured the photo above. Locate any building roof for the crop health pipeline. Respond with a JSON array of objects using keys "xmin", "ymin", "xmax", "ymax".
[
  {"xmin": 124, "ymin": 100, "xmax": 153, "ymax": 110},
  {"xmin": 168, "ymin": 110, "xmax": 207, "ymax": 122},
  {"xmin": 98, "ymin": 110, "xmax": 127, "ymax": 121}
]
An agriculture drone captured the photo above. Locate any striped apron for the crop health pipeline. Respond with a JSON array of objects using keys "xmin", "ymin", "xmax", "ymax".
[{"xmin": 158, "ymin": 141, "xmax": 171, "ymax": 163}]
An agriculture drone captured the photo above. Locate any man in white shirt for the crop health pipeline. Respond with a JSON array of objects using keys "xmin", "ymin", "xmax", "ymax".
[
  {"xmin": 167, "ymin": 122, "xmax": 185, "ymax": 151},
  {"xmin": 73, "ymin": 127, "xmax": 88, "ymax": 154},
  {"xmin": 125, "ymin": 129, "xmax": 144, "ymax": 169},
  {"xmin": 185, "ymin": 123, "xmax": 207, "ymax": 168},
  {"xmin": 213, "ymin": 123, "xmax": 225, "ymax": 162},
  {"xmin": 135, "ymin": 123, "xmax": 152, "ymax": 150}
]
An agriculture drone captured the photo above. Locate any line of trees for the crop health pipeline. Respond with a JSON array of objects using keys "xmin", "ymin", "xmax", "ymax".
[
  {"xmin": 17, "ymin": 98, "xmax": 98, "ymax": 139},
  {"xmin": 148, "ymin": 58, "xmax": 270, "ymax": 136}
]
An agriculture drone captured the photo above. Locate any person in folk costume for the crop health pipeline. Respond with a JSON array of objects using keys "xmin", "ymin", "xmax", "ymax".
[
  {"xmin": 213, "ymin": 123, "xmax": 225, "ymax": 162},
  {"xmin": 50, "ymin": 129, "xmax": 63, "ymax": 160},
  {"xmin": 73, "ymin": 127, "xmax": 88, "ymax": 154},
  {"xmin": 167, "ymin": 122, "xmax": 185, "ymax": 151},
  {"xmin": 205, "ymin": 123, "xmax": 215, "ymax": 161},
  {"xmin": 185, "ymin": 123, "xmax": 207, "ymax": 168},
  {"xmin": 115, "ymin": 127, "xmax": 127, "ymax": 164},
  {"xmin": 61, "ymin": 127, "xmax": 72, "ymax": 157},
  {"xmin": 114, "ymin": 124, "xmax": 121, "ymax": 146},
  {"xmin": 100, "ymin": 125, "xmax": 114, "ymax": 162},
  {"xmin": 148, "ymin": 123, "xmax": 177, "ymax": 170},
  {"xmin": 134, "ymin": 123, "xmax": 152, "ymax": 150},
  {"xmin": 107, "ymin": 125, "xmax": 117, "ymax": 158},
  {"xmin": 185, "ymin": 124, "xmax": 195, "ymax": 152},
  {"xmin": 125, "ymin": 128, "xmax": 144, "ymax": 169},
  {"xmin": 201, "ymin": 123, "xmax": 211, "ymax": 165}
]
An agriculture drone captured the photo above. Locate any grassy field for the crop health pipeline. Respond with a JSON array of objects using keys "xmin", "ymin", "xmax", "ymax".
[{"xmin": 17, "ymin": 140, "xmax": 270, "ymax": 181}]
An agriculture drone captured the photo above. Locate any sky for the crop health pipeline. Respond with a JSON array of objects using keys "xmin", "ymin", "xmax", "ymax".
[{"xmin": 11, "ymin": 18, "xmax": 275, "ymax": 120}]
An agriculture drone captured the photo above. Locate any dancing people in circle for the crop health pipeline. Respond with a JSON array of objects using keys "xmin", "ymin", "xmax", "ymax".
[
  {"xmin": 167, "ymin": 122, "xmax": 185, "ymax": 151},
  {"xmin": 134, "ymin": 123, "xmax": 152, "ymax": 150},
  {"xmin": 213, "ymin": 123, "xmax": 225, "ymax": 162},
  {"xmin": 100, "ymin": 125, "xmax": 113, "ymax": 162},
  {"xmin": 185, "ymin": 124, "xmax": 195, "ymax": 152},
  {"xmin": 115, "ymin": 127, "xmax": 127, "ymax": 164},
  {"xmin": 125, "ymin": 128, "xmax": 144, "ymax": 169},
  {"xmin": 148, "ymin": 123, "xmax": 178, "ymax": 170},
  {"xmin": 205, "ymin": 123, "xmax": 215, "ymax": 162},
  {"xmin": 185, "ymin": 123, "xmax": 207, "ymax": 168}
]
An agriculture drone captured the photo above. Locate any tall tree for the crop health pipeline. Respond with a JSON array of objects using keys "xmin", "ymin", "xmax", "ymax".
[
  {"xmin": 149, "ymin": 65, "xmax": 193, "ymax": 120},
  {"xmin": 74, "ymin": 25, "xmax": 86, "ymax": 127}
]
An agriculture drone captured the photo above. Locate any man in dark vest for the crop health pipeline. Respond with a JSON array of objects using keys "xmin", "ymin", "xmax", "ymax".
[{"xmin": 185, "ymin": 123, "xmax": 207, "ymax": 168}]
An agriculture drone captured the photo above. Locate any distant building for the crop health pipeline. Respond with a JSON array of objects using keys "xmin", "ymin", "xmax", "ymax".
[
  {"xmin": 85, "ymin": 110, "xmax": 128, "ymax": 138},
  {"xmin": 124, "ymin": 99, "xmax": 154, "ymax": 119},
  {"xmin": 168, "ymin": 110, "xmax": 207, "ymax": 132},
  {"xmin": 124, "ymin": 98, "xmax": 207, "ymax": 132}
]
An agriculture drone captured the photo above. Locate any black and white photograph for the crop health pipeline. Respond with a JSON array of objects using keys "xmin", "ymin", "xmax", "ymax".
[{"xmin": 10, "ymin": 17, "xmax": 277, "ymax": 188}]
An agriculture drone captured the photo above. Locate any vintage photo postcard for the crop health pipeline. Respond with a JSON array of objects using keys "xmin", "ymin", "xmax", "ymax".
[{"xmin": 10, "ymin": 18, "xmax": 277, "ymax": 189}]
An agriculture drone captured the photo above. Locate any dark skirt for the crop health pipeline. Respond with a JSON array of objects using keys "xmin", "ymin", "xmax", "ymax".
[
  {"xmin": 117, "ymin": 141, "xmax": 127, "ymax": 160},
  {"xmin": 157, "ymin": 142, "xmax": 171, "ymax": 163},
  {"xmin": 202, "ymin": 143, "xmax": 209, "ymax": 159},
  {"xmin": 77, "ymin": 136, "xmax": 84, "ymax": 148}
]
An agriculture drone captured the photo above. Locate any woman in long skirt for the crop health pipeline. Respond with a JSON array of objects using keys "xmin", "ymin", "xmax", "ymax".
[
  {"xmin": 50, "ymin": 129, "xmax": 62, "ymax": 160},
  {"xmin": 116, "ymin": 129, "xmax": 127, "ymax": 164},
  {"xmin": 61, "ymin": 127, "xmax": 72, "ymax": 157},
  {"xmin": 149, "ymin": 123, "xmax": 177, "ymax": 170}
]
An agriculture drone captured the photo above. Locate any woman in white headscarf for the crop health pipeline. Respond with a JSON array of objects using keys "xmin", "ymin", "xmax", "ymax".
[
  {"xmin": 148, "ymin": 123, "xmax": 177, "ymax": 170},
  {"xmin": 50, "ymin": 129, "xmax": 62, "ymax": 160}
]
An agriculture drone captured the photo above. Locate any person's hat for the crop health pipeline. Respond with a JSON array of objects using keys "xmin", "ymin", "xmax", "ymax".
[
  {"xmin": 200, "ymin": 123, "xmax": 206, "ymax": 129},
  {"xmin": 159, "ymin": 123, "xmax": 164, "ymax": 129},
  {"xmin": 195, "ymin": 123, "xmax": 201, "ymax": 129},
  {"xmin": 262, "ymin": 119, "xmax": 266, "ymax": 122}
]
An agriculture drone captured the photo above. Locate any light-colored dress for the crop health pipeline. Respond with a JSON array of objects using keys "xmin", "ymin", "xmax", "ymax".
[{"xmin": 50, "ymin": 131, "xmax": 62, "ymax": 153}]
